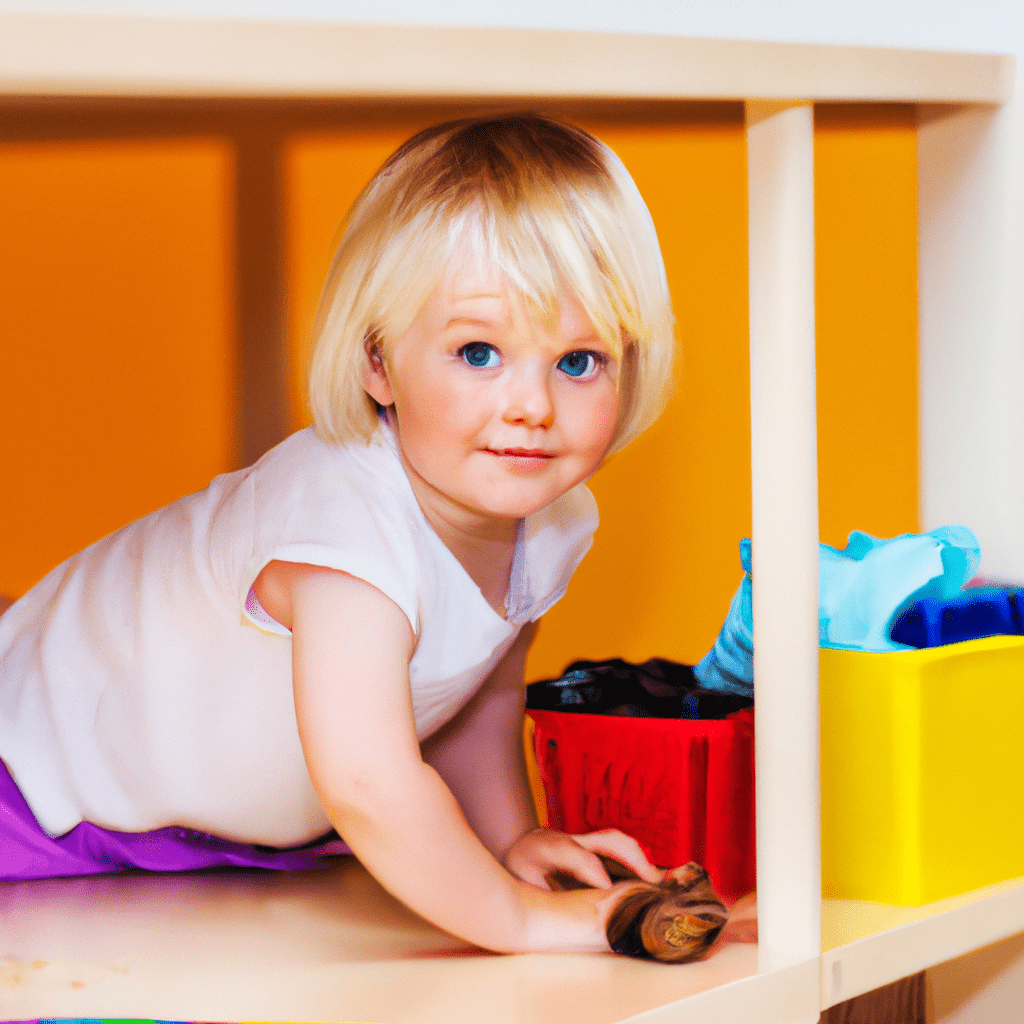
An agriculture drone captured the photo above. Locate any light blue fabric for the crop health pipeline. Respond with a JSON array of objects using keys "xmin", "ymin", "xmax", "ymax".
[
  {"xmin": 692, "ymin": 539, "xmax": 755, "ymax": 698},
  {"xmin": 693, "ymin": 526, "xmax": 981, "ymax": 697}
]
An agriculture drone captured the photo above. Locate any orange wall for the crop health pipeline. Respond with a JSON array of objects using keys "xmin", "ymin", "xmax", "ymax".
[
  {"xmin": 0, "ymin": 139, "xmax": 237, "ymax": 598},
  {"xmin": 284, "ymin": 104, "xmax": 919, "ymax": 681},
  {"xmin": 1, "ymin": 105, "xmax": 919, "ymax": 676},
  {"xmin": 814, "ymin": 105, "xmax": 919, "ymax": 549}
]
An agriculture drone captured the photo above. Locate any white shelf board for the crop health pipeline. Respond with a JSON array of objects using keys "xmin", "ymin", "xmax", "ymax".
[
  {"xmin": 0, "ymin": 13, "xmax": 1014, "ymax": 103},
  {"xmin": 0, "ymin": 858, "xmax": 820, "ymax": 1024},
  {"xmin": 821, "ymin": 875, "xmax": 1024, "ymax": 1008}
]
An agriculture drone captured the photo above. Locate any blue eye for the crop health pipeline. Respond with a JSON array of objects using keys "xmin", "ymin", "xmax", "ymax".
[
  {"xmin": 459, "ymin": 342, "xmax": 501, "ymax": 368},
  {"xmin": 557, "ymin": 350, "xmax": 603, "ymax": 379}
]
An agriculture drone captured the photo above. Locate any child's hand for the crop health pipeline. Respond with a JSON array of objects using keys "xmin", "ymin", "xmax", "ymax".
[{"xmin": 504, "ymin": 827, "xmax": 664, "ymax": 890}]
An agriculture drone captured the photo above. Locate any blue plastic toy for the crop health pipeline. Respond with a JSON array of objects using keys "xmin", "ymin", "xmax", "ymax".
[{"xmin": 890, "ymin": 587, "xmax": 1022, "ymax": 648}]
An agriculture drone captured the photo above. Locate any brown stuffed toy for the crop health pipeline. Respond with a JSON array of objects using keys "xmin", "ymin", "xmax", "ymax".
[
  {"xmin": 605, "ymin": 861, "xmax": 729, "ymax": 963},
  {"xmin": 550, "ymin": 858, "xmax": 730, "ymax": 963}
]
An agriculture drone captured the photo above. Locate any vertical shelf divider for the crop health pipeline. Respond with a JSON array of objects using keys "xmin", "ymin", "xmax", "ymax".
[{"xmin": 745, "ymin": 101, "xmax": 822, "ymax": 991}]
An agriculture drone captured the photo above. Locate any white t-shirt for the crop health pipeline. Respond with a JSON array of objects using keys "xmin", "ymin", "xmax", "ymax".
[{"xmin": 0, "ymin": 425, "xmax": 597, "ymax": 846}]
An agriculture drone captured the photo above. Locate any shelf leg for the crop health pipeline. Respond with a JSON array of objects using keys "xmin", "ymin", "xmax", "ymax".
[{"xmin": 746, "ymin": 100, "xmax": 823, "ymax": 974}]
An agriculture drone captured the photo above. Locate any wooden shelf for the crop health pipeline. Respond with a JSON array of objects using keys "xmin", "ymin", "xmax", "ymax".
[
  {"xmin": 1, "ymin": 15, "xmax": 1019, "ymax": 1022},
  {"xmin": 0, "ymin": 12, "xmax": 1013, "ymax": 103},
  {"xmin": 819, "ymin": 876, "xmax": 1024, "ymax": 1011},
  {"xmin": 821, "ymin": 877, "xmax": 1024, "ymax": 1009},
  {"xmin": 0, "ymin": 859, "xmax": 802, "ymax": 1024},
  {"xmin": 9, "ymin": 860, "xmax": 1024, "ymax": 1021}
]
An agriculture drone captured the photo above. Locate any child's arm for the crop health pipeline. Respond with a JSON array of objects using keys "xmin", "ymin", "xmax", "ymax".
[
  {"xmin": 419, "ymin": 622, "xmax": 540, "ymax": 862},
  {"xmin": 266, "ymin": 561, "xmax": 640, "ymax": 953},
  {"xmin": 421, "ymin": 621, "xmax": 663, "ymax": 889}
]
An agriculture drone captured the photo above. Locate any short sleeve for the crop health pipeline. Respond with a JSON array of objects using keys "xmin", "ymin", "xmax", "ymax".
[{"xmin": 237, "ymin": 428, "xmax": 424, "ymax": 637}]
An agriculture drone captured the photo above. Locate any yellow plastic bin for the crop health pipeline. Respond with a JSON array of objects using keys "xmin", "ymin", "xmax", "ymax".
[{"xmin": 820, "ymin": 634, "xmax": 1024, "ymax": 905}]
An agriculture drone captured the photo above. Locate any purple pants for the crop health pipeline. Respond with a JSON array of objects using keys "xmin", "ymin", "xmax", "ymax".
[{"xmin": 0, "ymin": 759, "xmax": 350, "ymax": 880}]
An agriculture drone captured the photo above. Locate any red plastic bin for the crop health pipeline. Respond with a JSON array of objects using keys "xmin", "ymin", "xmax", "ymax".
[{"xmin": 526, "ymin": 707, "xmax": 756, "ymax": 902}]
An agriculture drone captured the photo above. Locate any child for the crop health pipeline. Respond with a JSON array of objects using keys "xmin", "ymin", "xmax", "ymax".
[{"xmin": 0, "ymin": 114, "xmax": 677, "ymax": 954}]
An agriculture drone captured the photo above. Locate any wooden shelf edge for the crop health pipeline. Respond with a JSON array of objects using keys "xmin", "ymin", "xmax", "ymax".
[
  {"xmin": 821, "ymin": 878, "xmax": 1024, "ymax": 1008},
  {"xmin": 620, "ymin": 955, "xmax": 820, "ymax": 1024},
  {"xmin": 0, "ymin": 13, "xmax": 1014, "ymax": 104}
]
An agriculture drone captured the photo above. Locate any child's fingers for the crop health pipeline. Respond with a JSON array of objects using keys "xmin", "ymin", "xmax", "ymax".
[
  {"xmin": 551, "ymin": 840, "xmax": 614, "ymax": 889},
  {"xmin": 513, "ymin": 862, "xmax": 556, "ymax": 890},
  {"xmin": 504, "ymin": 828, "xmax": 611, "ymax": 889},
  {"xmin": 568, "ymin": 829, "xmax": 665, "ymax": 884}
]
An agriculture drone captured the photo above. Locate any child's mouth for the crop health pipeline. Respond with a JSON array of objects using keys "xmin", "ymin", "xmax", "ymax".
[{"xmin": 487, "ymin": 448, "xmax": 554, "ymax": 468}]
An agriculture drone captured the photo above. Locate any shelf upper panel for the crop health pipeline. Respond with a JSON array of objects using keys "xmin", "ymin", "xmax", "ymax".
[{"xmin": 0, "ymin": 13, "xmax": 1014, "ymax": 103}]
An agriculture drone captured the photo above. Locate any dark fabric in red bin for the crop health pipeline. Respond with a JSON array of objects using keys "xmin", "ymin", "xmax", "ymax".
[{"xmin": 528, "ymin": 707, "xmax": 756, "ymax": 902}]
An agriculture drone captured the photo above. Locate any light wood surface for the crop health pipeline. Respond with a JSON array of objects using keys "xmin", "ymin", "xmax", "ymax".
[
  {"xmin": 0, "ymin": 13, "xmax": 1013, "ymax": 102},
  {"xmin": 822, "ymin": 876, "xmax": 1024, "ymax": 1009},
  {"xmin": 7, "ymin": 856, "xmax": 1022, "ymax": 1019},
  {"xmin": 1, "ymin": 858, "xmax": 764, "ymax": 1024}
]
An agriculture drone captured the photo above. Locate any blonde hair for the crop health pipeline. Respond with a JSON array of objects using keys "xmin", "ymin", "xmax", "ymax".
[{"xmin": 308, "ymin": 113, "xmax": 675, "ymax": 453}]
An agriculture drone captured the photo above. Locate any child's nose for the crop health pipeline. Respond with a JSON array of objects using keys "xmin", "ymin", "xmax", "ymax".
[{"xmin": 502, "ymin": 365, "xmax": 554, "ymax": 428}]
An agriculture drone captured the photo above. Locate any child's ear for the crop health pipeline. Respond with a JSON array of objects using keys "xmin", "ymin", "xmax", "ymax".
[{"xmin": 362, "ymin": 341, "xmax": 395, "ymax": 407}]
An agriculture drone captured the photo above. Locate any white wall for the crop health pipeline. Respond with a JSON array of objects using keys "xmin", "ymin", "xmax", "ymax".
[
  {"xmin": 918, "ymin": 97, "xmax": 1024, "ymax": 582},
  {"xmin": 5, "ymin": 0, "xmax": 1024, "ymax": 578},
  {"xmin": 0, "ymin": 0, "xmax": 1021, "ymax": 52}
]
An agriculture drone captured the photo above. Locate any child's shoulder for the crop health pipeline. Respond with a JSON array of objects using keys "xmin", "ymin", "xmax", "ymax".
[
  {"xmin": 240, "ymin": 425, "xmax": 426, "ymax": 630},
  {"xmin": 252, "ymin": 425, "xmax": 406, "ymax": 504},
  {"xmin": 245, "ymin": 424, "xmax": 423, "ymax": 557}
]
